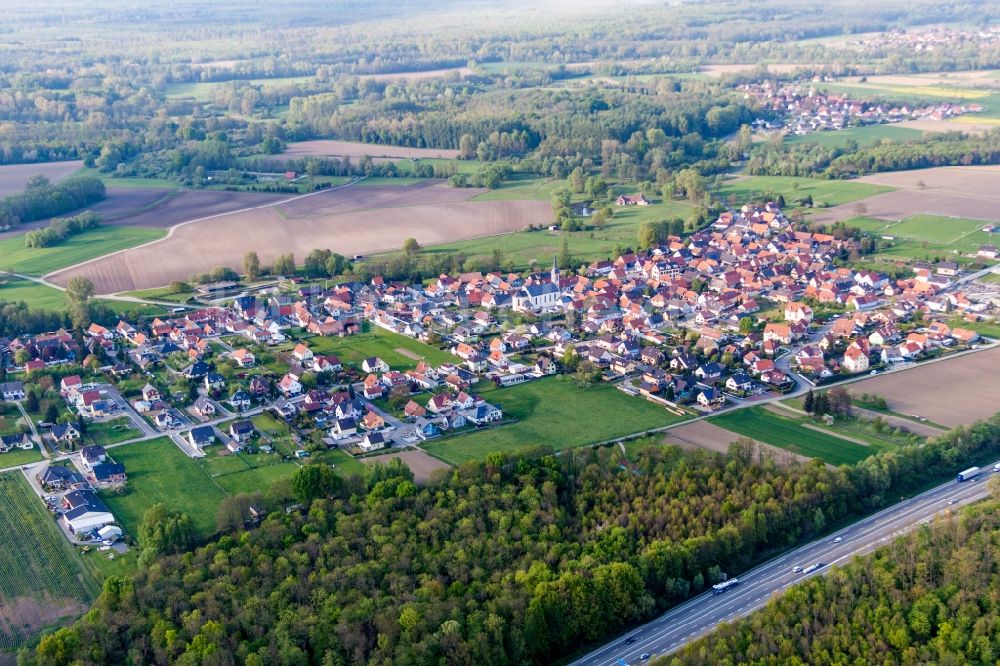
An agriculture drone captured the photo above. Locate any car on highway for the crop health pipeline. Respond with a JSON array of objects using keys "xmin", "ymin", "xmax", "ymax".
[
  {"xmin": 948, "ymin": 499, "xmax": 957, "ymax": 505},
  {"xmin": 792, "ymin": 565, "xmax": 802, "ymax": 573},
  {"xmin": 625, "ymin": 636, "xmax": 639, "ymax": 645},
  {"xmin": 640, "ymin": 654, "xmax": 651, "ymax": 661},
  {"xmin": 833, "ymin": 537, "xmax": 843, "ymax": 543}
]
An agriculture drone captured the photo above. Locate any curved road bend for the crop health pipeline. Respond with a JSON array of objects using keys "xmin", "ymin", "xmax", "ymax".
[{"xmin": 571, "ymin": 464, "xmax": 998, "ymax": 666}]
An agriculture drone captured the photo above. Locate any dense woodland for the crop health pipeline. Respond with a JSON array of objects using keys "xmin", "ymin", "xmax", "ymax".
[
  {"xmin": 0, "ymin": 0, "xmax": 997, "ymax": 184},
  {"xmin": 25, "ymin": 414, "xmax": 1000, "ymax": 665},
  {"xmin": 670, "ymin": 490, "xmax": 1000, "ymax": 665}
]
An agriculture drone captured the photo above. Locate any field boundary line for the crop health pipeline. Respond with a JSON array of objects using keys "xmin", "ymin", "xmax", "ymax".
[{"xmin": 42, "ymin": 177, "xmax": 367, "ymax": 281}]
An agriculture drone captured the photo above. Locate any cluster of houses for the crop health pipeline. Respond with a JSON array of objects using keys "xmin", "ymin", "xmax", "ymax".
[
  {"xmin": 35, "ymin": 444, "xmax": 126, "ymax": 537},
  {"xmin": 743, "ymin": 81, "xmax": 982, "ymax": 135},
  {"xmin": 1, "ymin": 198, "xmax": 995, "ymax": 462}
]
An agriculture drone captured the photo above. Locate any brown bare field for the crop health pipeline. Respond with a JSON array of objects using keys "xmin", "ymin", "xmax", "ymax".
[
  {"xmin": 281, "ymin": 140, "xmax": 459, "ymax": 161},
  {"xmin": 361, "ymin": 449, "xmax": 451, "ymax": 484},
  {"xmin": 394, "ymin": 348, "xmax": 422, "ymax": 361},
  {"xmin": 359, "ymin": 67, "xmax": 471, "ymax": 81},
  {"xmin": 0, "ymin": 161, "xmax": 82, "ymax": 198},
  {"xmin": 0, "ymin": 594, "xmax": 87, "ymax": 655},
  {"xmin": 807, "ymin": 166, "xmax": 1000, "ymax": 225},
  {"xmin": 665, "ymin": 420, "xmax": 812, "ymax": 466},
  {"xmin": 847, "ymin": 348, "xmax": 1000, "ymax": 427},
  {"xmin": 0, "ymin": 188, "xmax": 286, "ymax": 240},
  {"xmin": 47, "ymin": 181, "xmax": 551, "ymax": 292},
  {"xmin": 701, "ymin": 63, "xmax": 821, "ymax": 77}
]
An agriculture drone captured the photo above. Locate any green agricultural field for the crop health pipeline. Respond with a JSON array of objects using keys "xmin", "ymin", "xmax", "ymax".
[
  {"xmin": 73, "ymin": 167, "xmax": 181, "ymax": 190},
  {"xmin": 709, "ymin": 406, "xmax": 872, "ymax": 466},
  {"xmin": 99, "ymin": 437, "xmax": 227, "ymax": 538},
  {"xmin": 0, "ymin": 226, "xmax": 165, "ymax": 275},
  {"xmin": 0, "ymin": 276, "xmax": 67, "ymax": 310},
  {"xmin": 0, "ymin": 472, "xmax": 97, "ymax": 654},
  {"xmin": 306, "ymin": 327, "xmax": 454, "ymax": 370},
  {"xmin": 423, "ymin": 377, "xmax": 689, "ymax": 465},
  {"xmin": 786, "ymin": 124, "xmax": 923, "ymax": 148},
  {"xmin": 419, "ymin": 198, "xmax": 694, "ymax": 270},
  {"xmin": 717, "ymin": 175, "xmax": 893, "ymax": 208},
  {"xmin": 472, "ymin": 175, "xmax": 566, "ymax": 201}
]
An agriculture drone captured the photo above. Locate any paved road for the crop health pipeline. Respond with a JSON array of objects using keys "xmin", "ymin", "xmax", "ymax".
[{"xmin": 570, "ymin": 465, "xmax": 999, "ymax": 666}]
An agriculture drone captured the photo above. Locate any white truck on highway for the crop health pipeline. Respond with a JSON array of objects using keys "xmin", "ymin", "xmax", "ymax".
[
  {"xmin": 711, "ymin": 578, "xmax": 739, "ymax": 595},
  {"xmin": 957, "ymin": 466, "xmax": 981, "ymax": 482},
  {"xmin": 802, "ymin": 562, "xmax": 824, "ymax": 575}
]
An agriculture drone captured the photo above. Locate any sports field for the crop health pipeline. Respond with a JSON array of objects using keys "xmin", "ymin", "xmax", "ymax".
[
  {"xmin": 858, "ymin": 214, "xmax": 994, "ymax": 253},
  {"xmin": 709, "ymin": 406, "xmax": 873, "ymax": 466},
  {"xmin": 423, "ymin": 377, "xmax": 689, "ymax": 465}
]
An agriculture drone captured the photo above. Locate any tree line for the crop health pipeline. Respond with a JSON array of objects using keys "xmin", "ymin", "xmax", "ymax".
[
  {"xmin": 23, "ymin": 211, "xmax": 100, "ymax": 248},
  {"xmin": 0, "ymin": 175, "xmax": 105, "ymax": 230},
  {"xmin": 670, "ymin": 481, "xmax": 1000, "ymax": 665}
]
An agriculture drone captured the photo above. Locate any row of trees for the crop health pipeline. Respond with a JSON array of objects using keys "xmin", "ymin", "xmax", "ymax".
[
  {"xmin": 0, "ymin": 175, "xmax": 105, "ymax": 229},
  {"xmin": 23, "ymin": 211, "xmax": 100, "ymax": 248},
  {"xmin": 30, "ymin": 412, "xmax": 1000, "ymax": 665}
]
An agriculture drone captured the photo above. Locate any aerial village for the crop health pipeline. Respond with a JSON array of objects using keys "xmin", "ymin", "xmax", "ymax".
[{"xmin": 0, "ymin": 200, "xmax": 996, "ymax": 547}]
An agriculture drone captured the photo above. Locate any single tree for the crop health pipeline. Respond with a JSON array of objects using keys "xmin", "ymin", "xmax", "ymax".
[
  {"xmin": 402, "ymin": 238, "xmax": 421, "ymax": 255},
  {"xmin": 243, "ymin": 251, "xmax": 261, "ymax": 282}
]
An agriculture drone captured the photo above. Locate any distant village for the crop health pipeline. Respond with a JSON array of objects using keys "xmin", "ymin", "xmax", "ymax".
[
  {"xmin": 1, "ymin": 199, "xmax": 997, "ymax": 546},
  {"xmin": 743, "ymin": 82, "xmax": 982, "ymax": 136}
]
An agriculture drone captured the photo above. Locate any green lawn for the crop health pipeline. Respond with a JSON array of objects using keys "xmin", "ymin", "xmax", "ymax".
[
  {"xmin": 423, "ymin": 377, "xmax": 689, "ymax": 465},
  {"xmin": 717, "ymin": 175, "xmax": 893, "ymax": 208},
  {"xmin": 0, "ymin": 226, "xmax": 165, "ymax": 274},
  {"xmin": 82, "ymin": 418, "xmax": 141, "ymax": 447},
  {"xmin": 709, "ymin": 406, "xmax": 873, "ymax": 466},
  {"xmin": 305, "ymin": 327, "xmax": 454, "ymax": 370},
  {"xmin": 79, "ymin": 546, "xmax": 139, "ymax": 583},
  {"xmin": 99, "ymin": 437, "xmax": 227, "ymax": 537},
  {"xmin": 72, "ymin": 167, "xmax": 181, "ymax": 190},
  {"xmin": 947, "ymin": 317, "xmax": 1000, "ymax": 339},
  {"xmin": 0, "ymin": 403, "xmax": 22, "ymax": 435},
  {"xmin": 0, "ymin": 446, "xmax": 44, "ymax": 468},
  {"xmin": 785, "ymin": 124, "xmax": 923, "ymax": 148}
]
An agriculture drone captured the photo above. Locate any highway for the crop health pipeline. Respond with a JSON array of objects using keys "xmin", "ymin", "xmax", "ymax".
[{"xmin": 570, "ymin": 463, "xmax": 998, "ymax": 666}]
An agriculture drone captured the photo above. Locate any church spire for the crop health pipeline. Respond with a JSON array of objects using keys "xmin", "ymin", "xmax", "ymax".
[{"xmin": 551, "ymin": 254, "xmax": 559, "ymax": 285}]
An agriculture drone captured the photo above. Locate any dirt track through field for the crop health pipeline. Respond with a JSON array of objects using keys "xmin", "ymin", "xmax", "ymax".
[
  {"xmin": 847, "ymin": 347, "xmax": 1000, "ymax": 427},
  {"xmin": 47, "ymin": 181, "xmax": 551, "ymax": 292},
  {"xmin": 665, "ymin": 420, "xmax": 812, "ymax": 466},
  {"xmin": 807, "ymin": 166, "xmax": 1000, "ymax": 225},
  {"xmin": 361, "ymin": 449, "xmax": 451, "ymax": 484}
]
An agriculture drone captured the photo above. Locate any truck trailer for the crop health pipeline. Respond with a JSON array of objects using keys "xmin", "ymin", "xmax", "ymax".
[{"xmin": 957, "ymin": 466, "xmax": 981, "ymax": 482}]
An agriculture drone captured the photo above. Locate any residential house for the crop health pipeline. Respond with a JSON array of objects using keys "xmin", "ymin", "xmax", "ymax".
[
  {"xmin": 192, "ymin": 396, "xmax": 217, "ymax": 418},
  {"xmin": 92, "ymin": 462, "xmax": 127, "ymax": 485},
  {"xmin": 229, "ymin": 420, "xmax": 255, "ymax": 443},
  {"xmin": 0, "ymin": 381, "xmax": 25, "ymax": 401},
  {"xmin": 362, "ymin": 357, "xmax": 390, "ymax": 373},
  {"xmin": 0, "ymin": 433, "xmax": 32, "ymax": 454},
  {"xmin": 188, "ymin": 426, "xmax": 216, "ymax": 448},
  {"xmin": 359, "ymin": 432, "xmax": 387, "ymax": 452},
  {"xmin": 51, "ymin": 422, "xmax": 81, "ymax": 445},
  {"xmin": 80, "ymin": 445, "xmax": 107, "ymax": 470}
]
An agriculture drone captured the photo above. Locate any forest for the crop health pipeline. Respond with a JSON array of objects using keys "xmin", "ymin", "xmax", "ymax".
[
  {"xmin": 670, "ymin": 488, "xmax": 1000, "ymax": 665},
  {"xmin": 24, "ymin": 413, "xmax": 1000, "ymax": 665}
]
